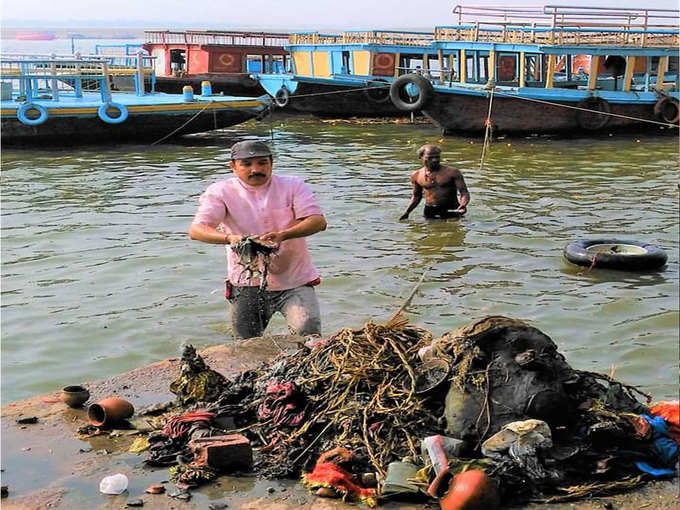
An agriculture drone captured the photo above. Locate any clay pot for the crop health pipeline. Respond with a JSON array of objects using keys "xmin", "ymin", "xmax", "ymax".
[
  {"xmin": 439, "ymin": 469, "xmax": 499, "ymax": 510},
  {"xmin": 60, "ymin": 385, "xmax": 90, "ymax": 408},
  {"xmin": 88, "ymin": 397, "xmax": 134, "ymax": 427}
]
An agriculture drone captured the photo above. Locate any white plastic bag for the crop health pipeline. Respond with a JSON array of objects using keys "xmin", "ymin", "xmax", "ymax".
[{"xmin": 99, "ymin": 473, "xmax": 128, "ymax": 495}]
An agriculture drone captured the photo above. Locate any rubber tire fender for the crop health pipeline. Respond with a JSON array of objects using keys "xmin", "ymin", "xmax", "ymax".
[
  {"xmin": 363, "ymin": 78, "xmax": 391, "ymax": 104},
  {"xmin": 389, "ymin": 73, "xmax": 433, "ymax": 112},
  {"xmin": 563, "ymin": 239, "xmax": 667, "ymax": 270},
  {"xmin": 98, "ymin": 102, "xmax": 128, "ymax": 124},
  {"xmin": 274, "ymin": 87, "xmax": 290, "ymax": 108},
  {"xmin": 17, "ymin": 102, "xmax": 49, "ymax": 126},
  {"xmin": 654, "ymin": 96, "xmax": 679, "ymax": 124},
  {"xmin": 576, "ymin": 97, "xmax": 610, "ymax": 130}
]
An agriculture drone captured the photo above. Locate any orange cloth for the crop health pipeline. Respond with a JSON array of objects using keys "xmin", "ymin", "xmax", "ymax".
[
  {"xmin": 650, "ymin": 400, "xmax": 680, "ymax": 444},
  {"xmin": 302, "ymin": 461, "xmax": 377, "ymax": 507}
]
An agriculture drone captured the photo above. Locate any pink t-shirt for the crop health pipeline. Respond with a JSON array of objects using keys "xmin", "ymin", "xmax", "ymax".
[{"xmin": 192, "ymin": 174, "xmax": 323, "ymax": 291}]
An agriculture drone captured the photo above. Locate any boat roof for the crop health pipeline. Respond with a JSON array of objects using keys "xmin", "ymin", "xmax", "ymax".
[{"xmin": 145, "ymin": 30, "xmax": 290, "ymax": 47}]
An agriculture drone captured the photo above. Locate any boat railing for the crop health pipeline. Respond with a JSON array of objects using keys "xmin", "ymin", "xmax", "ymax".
[
  {"xmin": 434, "ymin": 24, "xmax": 679, "ymax": 47},
  {"xmin": 445, "ymin": 5, "xmax": 678, "ymax": 46},
  {"xmin": 145, "ymin": 30, "xmax": 290, "ymax": 47},
  {"xmin": 0, "ymin": 54, "xmax": 156, "ymax": 102},
  {"xmin": 288, "ymin": 30, "xmax": 433, "ymax": 46}
]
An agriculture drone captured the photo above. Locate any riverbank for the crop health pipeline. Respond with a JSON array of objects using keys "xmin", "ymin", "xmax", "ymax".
[{"xmin": 1, "ymin": 335, "xmax": 677, "ymax": 510}]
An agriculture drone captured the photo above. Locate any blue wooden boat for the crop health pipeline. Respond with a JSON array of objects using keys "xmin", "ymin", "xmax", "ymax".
[
  {"xmin": 255, "ymin": 5, "xmax": 679, "ymax": 133},
  {"xmin": 254, "ymin": 30, "xmax": 435, "ymax": 117},
  {"xmin": 0, "ymin": 54, "xmax": 271, "ymax": 145},
  {"xmin": 391, "ymin": 5, "xmax": 679, "ymax": 134}
]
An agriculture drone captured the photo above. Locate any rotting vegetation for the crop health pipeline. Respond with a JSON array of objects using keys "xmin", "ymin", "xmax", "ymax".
[{"xmin": 123, "ymin": 314, "xmax": 678, "ymax": 507}]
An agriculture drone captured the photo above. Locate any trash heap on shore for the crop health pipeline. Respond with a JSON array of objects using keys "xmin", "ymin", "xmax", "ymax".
[{"xmin": 118, "ymin": 315, "xmax": 677, "ymax": 507}]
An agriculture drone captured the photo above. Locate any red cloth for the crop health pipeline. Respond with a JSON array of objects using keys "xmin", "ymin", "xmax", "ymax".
[
  {"xmin": 303, "ymin": 461, "xmax": 376, "ymax": 507},
  {"xmin": 650, "ymin": 400, "xmax": 680, "ymax": 444},
  {"xmin": 257, "ymin": 381, "xmax": 306, "ymax": 428},
  {"xmin": 162, "ymin": 410, "xmax": 215, "ymax": 439}
]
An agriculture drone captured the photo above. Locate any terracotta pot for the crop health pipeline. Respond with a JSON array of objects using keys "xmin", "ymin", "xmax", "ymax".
[
  {"xmin": 60, "ymin": 385, "xmax": 90, "ymax": 408},
  {"xmin": 88, "ymin": 397, "xmax": 134, "ymax": 427},
  {"xmin": 439, "ymin": 469, "xmax": 499, "ymax": 510}
]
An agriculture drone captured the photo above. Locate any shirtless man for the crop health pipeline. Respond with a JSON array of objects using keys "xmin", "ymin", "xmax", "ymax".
[{"xmin": 399, "ymin": 144, "xmax": 470, "ymax": 220}]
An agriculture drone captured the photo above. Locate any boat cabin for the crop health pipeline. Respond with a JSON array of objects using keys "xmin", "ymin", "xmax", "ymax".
[
  {"xmin": 283, "ymin": 30, "xmax": 437, "ymax": 79},
  {"xmin": 143, "ymin": 30, "xmax": 290, "ymax": 78},
  {"xmin": 430, "ymin": 5, "xmax": 679, "ymax": 92}
]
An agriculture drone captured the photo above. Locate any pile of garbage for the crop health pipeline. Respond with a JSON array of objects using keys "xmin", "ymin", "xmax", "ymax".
[{"xmin": 137, "ymin": 315, "xmax": 678, "ymax": 507}]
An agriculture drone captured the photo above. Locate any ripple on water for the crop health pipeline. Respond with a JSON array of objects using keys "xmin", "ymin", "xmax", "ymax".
[{"xmin": 1, "ymin": 123, "xmax": 678, "ymax": 402}]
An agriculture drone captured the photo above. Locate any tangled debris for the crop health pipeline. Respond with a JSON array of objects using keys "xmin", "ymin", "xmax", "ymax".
[
  {"xmin": 231, "ymin": 236, "xmax": 277, "ymax": 291},
  {"xmin": 139, "ymin": 315, "xmax": 677, "ymax": 506}
]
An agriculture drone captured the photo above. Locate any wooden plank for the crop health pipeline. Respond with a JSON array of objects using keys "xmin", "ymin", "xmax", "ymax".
[
  {"xmin": 519, "ymin": 52, "xmax": 525, "ymax": 88},
  {"xmin": 622, "ymin": 56, "xmax": 635, "ymax": 92},
  {"xmin": 460, "ymin": 49, "xmax": 466, "ymax": 84},
  {"xmin": 656, "ymin": 56, "xmax": 668, "ymax": 91},
  {"xmin": 545, "ymin": 54, "xmax": 556, "ymax": 88},
  {"xmin": 588, "ymin": 55, "xmax": 600, "ymax": 90}
]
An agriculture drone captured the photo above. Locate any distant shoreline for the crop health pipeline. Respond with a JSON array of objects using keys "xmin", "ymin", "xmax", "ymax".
[{"xmin": 1, "ymin": 28, "xmax": 147, "ymax": 40}]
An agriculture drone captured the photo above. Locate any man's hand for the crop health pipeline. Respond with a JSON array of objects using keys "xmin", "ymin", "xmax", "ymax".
[
  {"xmin": 453, "ymin": 206, "xmax": 467, "ymax": 214},
  {"xmin": 258, "ymin": 231, "xmax": 288, "ymax": 247},
  {"xmin": 226, "ymin": 234, "xmax": 243, "ymax": 245}
]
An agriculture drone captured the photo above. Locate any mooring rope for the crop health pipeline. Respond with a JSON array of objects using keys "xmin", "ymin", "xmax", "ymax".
[
  {"xmin": 150, "ymin": 100, "xmax": 215, "ymax": 145},
  {"xmin": 491, "ymin": 90, "xmax": 679, "ymax": 129},
  {"xmin": 479, "ymin": 88, "xmax": 495, "ymax": 171}
]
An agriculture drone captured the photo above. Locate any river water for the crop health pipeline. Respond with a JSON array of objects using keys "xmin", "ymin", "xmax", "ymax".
[{"xmin": 1, "ymin": 118, "xmax": 678, "ymax": 404}]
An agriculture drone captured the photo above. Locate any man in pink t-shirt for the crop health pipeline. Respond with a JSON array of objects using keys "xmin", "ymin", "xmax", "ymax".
[{"xmin": 189, "ymin": 140, "xmax": 327, "ymax": 339}]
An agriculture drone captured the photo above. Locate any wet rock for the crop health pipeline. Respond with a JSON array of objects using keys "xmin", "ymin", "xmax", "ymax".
[
  {"xmin": 16, "ymin": 416, "xmax": 38, "ymax": 424},
  {"xmin": 208, "ymin": 503, "xmax": 229, "ymax": 510},
  {"xmin": 145, "ymin": 484, "xmax": 165, "ymax": 494},
  {"xmin": 126, "ymin": 499, "xmax": 144, "ymax": 507},
  {"xmin": 267, "ymin": 486, "xmax": 276, "ymax": 494},
  {"xmin": 168, "ymin": 489, "xmax": 191, "ymax": 501}
]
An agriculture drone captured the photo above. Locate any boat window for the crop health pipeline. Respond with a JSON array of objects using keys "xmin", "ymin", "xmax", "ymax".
[
  {"xmin": 342, "ymin": 51, "xmax": 351, "ymax": 74},
  {"xmin": 496, "ymin": 53, "xmax": 518, "ymax": 83},
  {"xmin": 398, "ymin": 54, "xmax": 424, "ymax": 75},
  {"xmin": 465, "ymin": 53, "xmax": 475, "ymax": 82},
  {"xmin": 271, "ymin": 55, "xmax": 285, "ymax": 73},
  {"xmin": 246, "ymin": 55, "xmax": 263, "ymax": 72},
  {"xmin": 444, "ymin": 51, "xmax": 460, "ymax": 84},
  {"xmin": 169, "ymin": 49, "xmax": 186, "ymax": 76},
  {"xmin": 524, "ymin": 53, "xmax": 544, "ymax": 87},
  {"xmin": 427, "ymin": 57, "xmax": 441, "ymax": 80}
]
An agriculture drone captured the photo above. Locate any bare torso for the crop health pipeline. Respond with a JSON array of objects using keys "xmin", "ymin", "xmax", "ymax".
[{"xmin": 412, "ymin": 165, "xmax": 467, "ymax": 208}]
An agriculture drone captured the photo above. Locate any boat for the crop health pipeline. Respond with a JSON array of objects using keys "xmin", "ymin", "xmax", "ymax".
[
  {"xmin": 15, "ymin": 31, "xmax": 55, "ymax": 41},
  {"xmin": 254, "ymin": 30, "xmax": 436, "ymax": 117},
  {"xmin": 0, "ymin": 54, "xmax": 271, "ymax": 145},
  {"xmin": 388, "ymin": 5, "xmax": 680, "ymax": 134},
  {"xmin": 142, "ymin": 30, "xmax": 290, "ymax": 97}
]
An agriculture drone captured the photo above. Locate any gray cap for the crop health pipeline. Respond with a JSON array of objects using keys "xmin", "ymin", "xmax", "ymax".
[{"xmin": 230, "ymin": 140, "xmax": 272, "ymax": 160}]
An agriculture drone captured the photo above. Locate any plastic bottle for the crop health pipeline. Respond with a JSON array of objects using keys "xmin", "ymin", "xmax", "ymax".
[{"xmin": 99, "ymin": 473, "xmax": 128, "ymax": 495}]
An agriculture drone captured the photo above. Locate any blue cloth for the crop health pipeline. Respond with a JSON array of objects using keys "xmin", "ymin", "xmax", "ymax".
[{"xmin": 635, "ymin": 414, "xmax": 679, "ymax": 476}]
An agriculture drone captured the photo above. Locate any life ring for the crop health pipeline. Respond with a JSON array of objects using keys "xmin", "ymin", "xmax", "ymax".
[
  {"xmin": 654, "ymin": 96, "xmax": 679, "ymax": 124},
  {"xmin": 274, "ymin": 87, "xmax": 290, "ymax": 108},
  {"xmin": 389, "ymin": 73, "xmax": 434, "ymax": 112},
  {"xmin": 563, "ymin": 239, "xmax": 667, "ymax": 271},
  {"xmin": 17, "ymin": 102, "xmax": 48, "ymax": 126},
  {"xmin": 363, "ymin": 78, "xmax": 391, "ymax": 103},
  {"xmin": 98, "ymin": 102, "xmax": 128, "ymax": 124},
  {"xmin": 575, "ymin": 97, "xmax": 610, "ymax": 130}
]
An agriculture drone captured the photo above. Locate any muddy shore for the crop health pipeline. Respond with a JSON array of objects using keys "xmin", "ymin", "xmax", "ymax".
[{"xmin": 2, "ymin": 336, "xmax": 677, "ymax": 510}]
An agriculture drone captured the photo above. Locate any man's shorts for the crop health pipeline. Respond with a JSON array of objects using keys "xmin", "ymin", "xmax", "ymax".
[{"xmin": 424, "ymin": 204, "xmax": 464, "ymax": 219}]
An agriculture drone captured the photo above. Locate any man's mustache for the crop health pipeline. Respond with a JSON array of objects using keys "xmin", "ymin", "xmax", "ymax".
[{"xmin": 248, "ymin": 173, "xmax": 266, "ymax": 178}]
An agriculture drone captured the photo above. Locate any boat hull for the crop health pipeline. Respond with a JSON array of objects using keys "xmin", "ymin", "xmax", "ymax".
[
  {"xmin": 1, "ymin": 109, "xmax": 263, "ymax": 145},
  {"xmin": 422, "ymin": 90, "xmax": 672, "ymax": 135},
  {"xmin": 1, "ymin": 91, "xmax": 270, "ymax": 145}
]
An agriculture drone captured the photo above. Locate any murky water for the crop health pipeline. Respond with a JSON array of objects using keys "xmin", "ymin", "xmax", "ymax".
[{"xmin": 2, "ymin": 118, "xmax": 678, "ymax": 403}]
